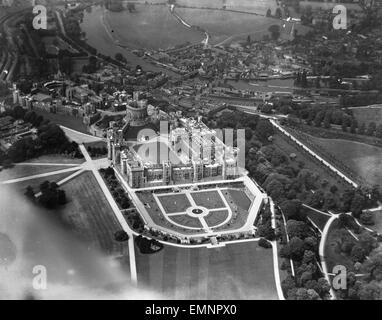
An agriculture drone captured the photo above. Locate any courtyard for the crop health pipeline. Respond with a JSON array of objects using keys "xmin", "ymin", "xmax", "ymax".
[{"xmin": 134, "ymin": 179, "xmax": 264, "ymax": 238}]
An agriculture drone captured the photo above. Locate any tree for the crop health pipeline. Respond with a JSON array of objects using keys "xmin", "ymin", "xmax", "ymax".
[
  {"xmin": 280, "ymin": 200, "xmax": 303, "ymax": 220},
  {"xmin": 266, "ymin": 8, "xmax": 272, "ymax": 17},
  {"xmin": 295, "ymin": 288, "xmax": 309, "ymax": 300},
  {"xmin": 286, "ymin": 237, "xmax": 305, "ymax": 260},
  {"xmin": 351, "ymin": 244, "xmax": 366, "ymax": 263},
  {"xmin": 376, "ymin": 124, "xmax": 382, "ymax": 138},
  {"xmin": 275, "ymin": 7, "xmax": 282, "ymax": 19},
  {"xmin": 317, "ymin": 277, "xmax": 331, "ymax": 296},
  {"xmin": 304, "ymin": 236, "xmax": 318, "ymax": 252},
  {"xmin": 358, "ymin": 281, "xmax": 380, "ymax": 300},
  {"xmin": 360, "ymin": 211, "xmax": 374, "ymax": 225},
  {"xmin": 323, "ymin": 116, "xmax": 331, "ymax": 129},
  {"xmin": 350, "ymin": 120, "xmax": 357, "ymax": 134},
  {"xmin": 282, "ymin": 275, "xmax": 296, "ymax": 294},
  {"xmin": 114, "ymin": 230, "xmax": 129, "ymax": 242},
  {"xmin": 57, "ymin": 190, "xmax": 67, "ymax": 205},
  {"xmin": 255, "ymin": 119, "xmax": 274, "ymax": 142},
  {"xmin": 115, "ymin": 53, "xmax": 126, "ymax": 63},
  {"xmin": 350, "ymin": 193, "xmax": 366, "ymax": 218},
  {"xmin": 366, "ymin": 122, "xmax": 376, "ymax": 136},
  {"xmin": 25, "ymin": 186, "xmax": 35, "ymax": 198},
  {"xmin": 287, "ymin": 220, "xmax": 310, "ymax": 239},
  {"xmin": 358, "ymin": 123, "xmax": 366, "ymax": 135},
  {"xmin": 358, "ymin": 232, "xmax": 377, "ymax": 254},
  {"xmin": 257, "ymin": 223, "xmax": 276, "ymax": 241},
  {"xmin": 268, "ymin": 25, "xmax": 281, "ymax": 40}
]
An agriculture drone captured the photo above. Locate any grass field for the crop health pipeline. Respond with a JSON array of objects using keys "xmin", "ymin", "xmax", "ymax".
[
  {"xmin": 170, "ymin": 215, "xmax": 203, "ymax": 228},
  {"xmin": 352, "ymin": 106, "xmax": 382, "ymax": 126},
  {"xmin": 225, "ymin": 189, "xmax": 252, "ymax": 211},
  {"xmin": 205, "ymin": 209, "xmax": 229, "ymax": 226},
  {"xmin": 34, "ymin": 110, "xmax": 89, "ymax": 134},
  {"xmin": 191, "ymin": 190, "xmax": 225, "ymax": 209},
  {"xmin": 157, "ymin": 193, "xmax": 191, "ymax": 213},
  {"xmin": 135, "ymin": 240, "xmax": 278, "ymax": 299},
  {"xmin": 2, "ymin": 171, "xmax": 78, "ymax": 194},
  {"xmin": 58, "ymin": 171, "xmax": 128, "ymax": 256},
  {"xmin": 25, "ymin": 154, "xmax": 84, "ymax": 164},
  {"xmin": 308, "ymin": 136, "xmax": 382, "ymax": 186},
  {"xmin": 0, "ymin": 165, "xmax": 78, "ymax": 181}
]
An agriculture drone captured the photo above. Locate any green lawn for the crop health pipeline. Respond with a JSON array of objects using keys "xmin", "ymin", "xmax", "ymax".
[
  {"xmin": 226, "ymin": 189, "xmax": 251, "ymax": 211},
  {"xmin": 0, "ymin": 165, "xmax": 78, "ymax": 181},
  {"xmin": 1, "ymin": 171, "xmax": 77, "ymax": 195},
  {"xmin": 191, "ymin": 190, "xmax": 225, "ymax": 209},
  {"xmin": 58, "ymin": 171, "xmax": 128, "ymax": 256},
  {"xmin": 157, "ymin": 193, "xmax": 191, "ymax": 213},
  {"xmin": 205, "ymin": 210, "xmax": 229, "ymax": 227},
  {"xmin": 34, "ymin": 110, "xmax": 89, "ymax": 134},
  {"xmin": 308, "ymin": 136, "xmax": 382, "ymax": 186},
  {"xmin": 170, "ymin": 215, "xmax": 202, "ymax": 228},
  {"xmin": 135, "ymin": 240, "xmax": 278, "ymax": 299},
  {"xmin": 352, "ymin": 107, "xmax": 382, "ymax": 126},
  {"xmin": 25, "ymin": 154, "xmax": 84, "ymax": 164}
]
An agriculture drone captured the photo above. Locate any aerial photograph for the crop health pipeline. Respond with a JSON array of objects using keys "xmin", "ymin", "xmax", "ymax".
[{"xmin": 1, "ymin": 0, "xmax": 382, "ymax": 306}]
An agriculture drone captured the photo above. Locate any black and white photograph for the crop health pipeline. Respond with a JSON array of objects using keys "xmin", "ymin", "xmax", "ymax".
[{"xmin": 0, "ymin": 0, "xmax": 382, "ymax": 307}]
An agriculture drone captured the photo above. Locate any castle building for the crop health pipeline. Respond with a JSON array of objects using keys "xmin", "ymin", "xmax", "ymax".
[{"xmin": 108, "ymin": 94, "xmax": 243, "ymax": 188}]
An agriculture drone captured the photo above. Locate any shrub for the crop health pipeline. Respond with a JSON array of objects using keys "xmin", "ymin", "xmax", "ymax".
[{"xmin": 258, "ymin": 238, "xmax": 272, "ymax": 249}]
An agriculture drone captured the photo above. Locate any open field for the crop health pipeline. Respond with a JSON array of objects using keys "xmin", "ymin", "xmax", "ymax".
[
  {"xmin": 135, "ymin": 240, "xmax": 278, "ymax": 299},
  {"xmin": 34, "ymin": 110, "xmax": 89, "ymax": 134},
  {"xmin": 352, "ymin": 106, "xmax": 382, "ymax": 126},
  {"xmin": 308, "ymin": 136, "xmax": 382, "ymax": 186},
  {"xmin": 205, "ymin": 209, "xmax": 229, "ymax": 226},
  {"xmin": 191, "ymin": 190, "xmax": 225, "ymax": 209},
  {"xmin": 0, "ymin": 164, "xmax": 78, "ymax": 181},
  {"xmin": 58, "ymin": 171, "xmax": 128, "ymax": 256},
  {"xmin": 1, "ymin": 171, "xmax": 78, "ymax": 194},
  {"xmin": 25, "ymin": 154, "xmax": 84, "ymax": 164},
  {"xmin": 158, "ymin": 193, "xmax": 191, "ymax": 214},
  {"xmin": 226, "ymin": 189, "xmax": 252, "ymax": 211}
]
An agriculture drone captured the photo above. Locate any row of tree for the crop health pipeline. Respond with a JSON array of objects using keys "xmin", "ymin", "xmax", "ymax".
[
  {"xmin": 25, "ymin": 181, "xmax": 67, "ymax": 209},
  {"xmin": 0, "ymin": 106, "xmax": 82, "ymax": 165}
]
